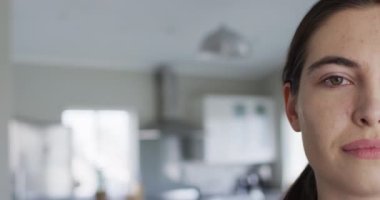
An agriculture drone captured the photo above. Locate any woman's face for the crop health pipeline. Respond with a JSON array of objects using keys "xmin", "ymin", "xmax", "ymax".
[{"xmin": 284, "ymin": 6, "xmax": 380, "ymax": 198}]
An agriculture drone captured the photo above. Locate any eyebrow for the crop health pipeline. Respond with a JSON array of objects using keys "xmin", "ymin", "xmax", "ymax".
[{"xmin": 306, "ymin": 56, "xmax": 360, "ymax": 75}]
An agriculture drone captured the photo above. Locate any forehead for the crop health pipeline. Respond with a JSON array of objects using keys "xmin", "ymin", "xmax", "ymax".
[{"xmin": 305, "ymin": 6, "xmax": 380, "ymax": 67}]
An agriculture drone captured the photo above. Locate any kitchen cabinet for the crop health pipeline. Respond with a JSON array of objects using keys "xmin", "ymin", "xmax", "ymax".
[{"xmin": 202, "ymin": 95, "xmax": 276, "ymax": 164}]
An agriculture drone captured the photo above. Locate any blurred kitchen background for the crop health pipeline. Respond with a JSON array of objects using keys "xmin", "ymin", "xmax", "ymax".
[{"xmin": 0, "ymin": 0, "xmax": 317, "ymax": 200}]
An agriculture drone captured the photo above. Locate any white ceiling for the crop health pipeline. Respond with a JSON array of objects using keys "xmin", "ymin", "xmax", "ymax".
[{"xmin": 11, "ymin": 0, "xmax": 317, "ymax": 80}]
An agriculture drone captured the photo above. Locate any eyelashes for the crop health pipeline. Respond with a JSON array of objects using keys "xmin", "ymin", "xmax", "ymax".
[{"xmin": 321, "ymin": 75, "xmax": 353, "ymax": 87}]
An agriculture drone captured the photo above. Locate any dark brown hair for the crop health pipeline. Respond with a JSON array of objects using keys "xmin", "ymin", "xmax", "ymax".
[
  {"xmin": 283, "ymin": 165, "xmax": 317, "ymax": 200},
  {"xmin": 282, "ymin": 0, "xmax": 380, "ymax": 199}
]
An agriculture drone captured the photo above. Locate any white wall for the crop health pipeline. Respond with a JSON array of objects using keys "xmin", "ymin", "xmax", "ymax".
[
  {"xmin": 12, "ymin": 65, "xmax": 260, "ymax": 127},
  {"xmin": 0, "ymin": 0, "xmax": 12, "ymax": 199},
  {"xmin": 13, "ymin": 65, "xmax": 155, "ymax": 125}
]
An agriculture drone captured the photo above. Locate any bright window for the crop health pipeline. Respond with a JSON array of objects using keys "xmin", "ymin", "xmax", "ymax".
[{"xmin": 62, "ymin": 109, "xmax": 139, "ymax": 199}]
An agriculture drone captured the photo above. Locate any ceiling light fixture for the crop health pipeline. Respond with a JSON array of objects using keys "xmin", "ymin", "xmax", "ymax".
[{"xmin": 199, "ymin": 25, "xmax": 251, "ymax": 59}]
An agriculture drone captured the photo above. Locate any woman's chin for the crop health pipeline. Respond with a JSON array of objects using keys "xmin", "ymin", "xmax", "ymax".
[{"xmin": 335, "ymin": 166, "xmax": 380, "ymax": 195}]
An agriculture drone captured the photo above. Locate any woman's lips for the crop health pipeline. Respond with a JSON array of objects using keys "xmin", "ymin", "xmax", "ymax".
[{"xmin": 342, "ymin": 139, "xmax": 380, "ymax": 159}]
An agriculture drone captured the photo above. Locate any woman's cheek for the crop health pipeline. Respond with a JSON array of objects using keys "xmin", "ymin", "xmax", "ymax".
[
  {"xmin": 299, "ymin": 93, "xmax": 352, "ymax": 163},
  {"xmin": 301, "ymin": 97, "xmax": 346, "ymax": 137}
]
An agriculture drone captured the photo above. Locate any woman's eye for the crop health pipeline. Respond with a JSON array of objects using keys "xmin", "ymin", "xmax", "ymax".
[{"xmin": 323, "ymin": 76, "xmax": 351, "ymax": 87}]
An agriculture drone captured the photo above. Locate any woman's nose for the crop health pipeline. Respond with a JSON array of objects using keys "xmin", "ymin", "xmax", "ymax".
[{"xmin": 353, "ymin": 89, "xmax": 380, "ymax": 127}]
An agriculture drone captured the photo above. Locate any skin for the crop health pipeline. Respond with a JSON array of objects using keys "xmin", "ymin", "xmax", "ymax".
[{"xmin": 284, "ymin": 6, "xmax": 380, "ymax": 200}]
